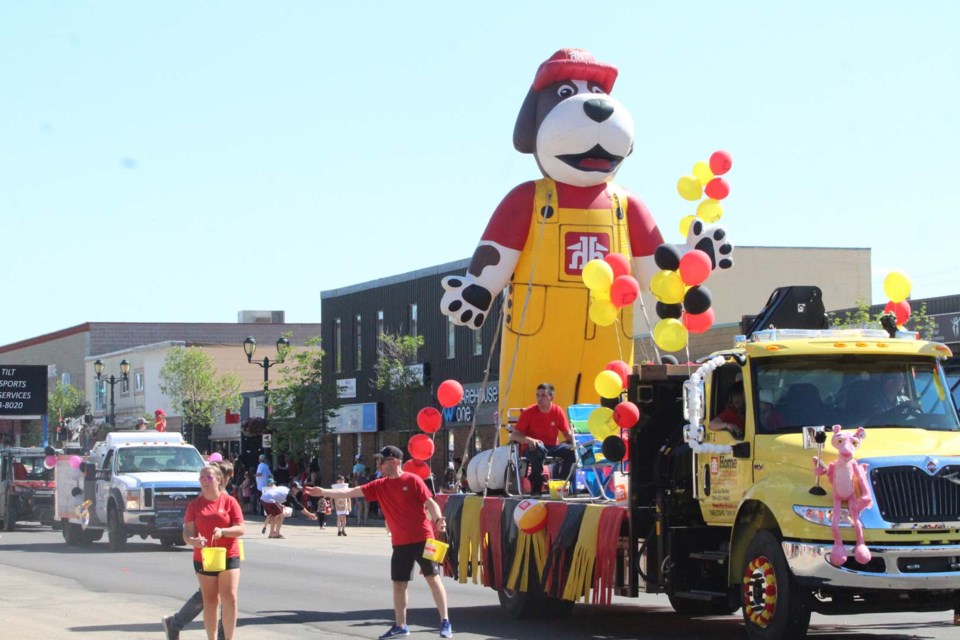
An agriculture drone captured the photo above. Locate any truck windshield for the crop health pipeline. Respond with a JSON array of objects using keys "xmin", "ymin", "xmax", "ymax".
[
  {"xmin": 116, "ymin": 447, "xmax": 204, "ymax": 474},
  {"xmin": 753, "ymin": 356, "xmax": 960, "ymax": 433},
  {"xmin": 12, "ymin": 455, "xmax": 51, "ymax": 481}
]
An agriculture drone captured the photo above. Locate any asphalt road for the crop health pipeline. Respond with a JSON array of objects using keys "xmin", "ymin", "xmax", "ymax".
[{"xmin": 1, "ymin": 517, "xmax": 957, "ymax": 639}]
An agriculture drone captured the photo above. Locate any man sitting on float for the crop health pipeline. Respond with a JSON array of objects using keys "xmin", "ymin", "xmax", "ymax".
[{"xmin": 510, "ymin": 383, "xmax": 577, "ymax": 496}]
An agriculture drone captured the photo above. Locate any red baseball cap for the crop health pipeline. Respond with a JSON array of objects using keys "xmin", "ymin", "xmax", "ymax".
[
  {"xmin": 154, "ymin": 409, "xmax": 166, "ymax": 417},
  {"xmin": 532, "ymin": 48, "xmax": 618, "ymax": 93}
]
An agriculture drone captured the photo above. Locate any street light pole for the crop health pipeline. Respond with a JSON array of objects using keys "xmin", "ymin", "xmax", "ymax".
[
  {"xmin": 94, "ymin": 359, "xmax": 130, "ymax": 428},
  {"xmin": 243, "ymin": 337, "xmax": 290, "ymax": 454}
]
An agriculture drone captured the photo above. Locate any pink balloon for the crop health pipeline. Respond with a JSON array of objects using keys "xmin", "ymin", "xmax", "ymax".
[
  {"xmin": 402, "ymin": 459, "xmax": 431, "ymax": 479},
  {"xmin": 610, "ymin": 275, "xmax": 640, "ymax": 308},
  {"xmin": 408, "ymin": 433, "xmax": 435, "ymax": 461},
  {"xmin": 678, "ymin": 250, "xmax": 711, "ymax": 286},
  {"xmin": 682, "ymin": 308, "xmax": 715, "ymax": 334},
  {"xmin": 603, "ymin": 253, "xmax": 631, "ymax": 279},
  {"xmin": 69, "ymin": 455, "xmax": 83, "ymax": 470},
  {"xmin": 437, "ymin": 380, "xmax": 463, "ymax": 409},
  {"xmin": 604, "ymin": 360, "xmax": 631, "ymax": 388},
  {"xmin": 43, "ymin": 455, "xmax": 57, "ymax": 470},
  {"xmin": 704, "ymin": 177, "xmax": 730, "ymax": 200},
  {"xmin": 612, "ymin": 401, "xmax": 640, "ymax": 428},
  {"xmin": 416, "ymin": 407, "xmax": 442, "ymax": 433},
  {"xmin": 884, "ymin": 299, "xmax": 911, "ymax": 326},
  {"xmin": 709, "ymin": 150, "xmax": 733, "ymax": 175},
  {"xmin": 208, "ymin": 452, "xmax": 223, "ymax": 462}
]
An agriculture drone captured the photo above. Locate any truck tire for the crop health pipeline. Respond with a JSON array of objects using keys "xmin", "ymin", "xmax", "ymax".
[
  {"xmin": 63, "ymin": 521, "xmax": 82, "ymax": 546},
  {"xmin": 107, "ymin": 505, "xmax": 127, "ymax": 551},
  {"xmin": 82, "ymin": 529, "xmax": 103, "ymax": 545},
  {"xmin": 668, "ymin": 593, "xmax": 739, "ymax": 616},
  {"xmin": 160, "ymin": 536, "xmax": 182, "ymax": 548},
  {"xmin": 741, "ymin": 530, "xmax": 811, "ymax": 640},
  {"xmin": 497, "ymin": 564, "xmax": 574, "ymax": 619},
  {"xmin": 3, "ymin": 510, "xmax": 16, "ymax": 531}
]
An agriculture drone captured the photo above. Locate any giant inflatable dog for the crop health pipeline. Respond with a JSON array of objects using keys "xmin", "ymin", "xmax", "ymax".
[{"xmin": 442, "ymin": 49, "xmax": 675, "ymax": 410}]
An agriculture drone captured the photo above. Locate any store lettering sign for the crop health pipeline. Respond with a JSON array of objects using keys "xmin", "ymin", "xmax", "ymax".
[{"xmin": 0, "ymin": 365, "xmax": 48, "ymax": 419}]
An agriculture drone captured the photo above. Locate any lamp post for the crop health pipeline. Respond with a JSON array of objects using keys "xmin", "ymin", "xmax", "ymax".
[
  {"xmin": 94, "ymin": 358, "xmax": 130, "ymax": 428},
  {"xmin": 243, "ymin": 336, "xmax": 289, "ymax": 439}
]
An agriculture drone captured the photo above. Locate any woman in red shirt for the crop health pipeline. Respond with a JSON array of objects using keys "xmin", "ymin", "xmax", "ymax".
[{"xmin": 184, "ymin": 464, "xmax": 245, "ymax": 640}]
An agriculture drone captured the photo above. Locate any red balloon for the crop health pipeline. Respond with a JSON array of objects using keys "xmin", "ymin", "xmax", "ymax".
[
  {"xmin": 408, "ymin": 433, "xmax": 435, "ymax": 461},
  {"xmin": 612, "ymin": 401, "xmax": 640, "ymax": 428},
  {"xmin": 403, "ymin": 459, "xmax": 431, "ymax": 479},
  {"xmin": 604, "ymin": 253, "xmax": 631, "ymax": 279},
  {"xmin": 620, "ymin": 429, "xmax": 630, "ymax": 461},
  {"xmin": 678, "ymin": 250, "xmax": 711, "ymax": 287},
  {"xmin": 416, "ymin": 407, "xmax": 442, "ymax": 433},
  {"xmin": 709, "ymin": 150, "xmax": 733, "ymax": 175},
  {"xmin": 610, "ymin": 275, "xmax": 640, "ymax": 308},
  {"xmin": 884, "ymin": 299, "xmax": 911, "ymax": 326},
  {"xmin": 682, "ymin": 308, "xmax": 715, "ymax": 334},
  {"xmin": 704, "ymin": 177, "xmax": 730, "ymax": 200},
  {"xmin": 437, "ymin": 379, "xmax": 463, "ymax": 408},
  {"xmin": 605, "ymin": 360, "xmax": 630, "ymax": 388}
]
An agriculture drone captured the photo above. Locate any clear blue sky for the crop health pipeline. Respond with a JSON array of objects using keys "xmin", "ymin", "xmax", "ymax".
[{"xmin": 2, "ymin": 1, "xmax": 957, "ymax": 347}]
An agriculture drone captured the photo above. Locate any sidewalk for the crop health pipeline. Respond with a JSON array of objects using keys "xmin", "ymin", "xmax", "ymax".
[{"xmin": 241, "ymin": 512, "xmax": 393, "ymax": 554}]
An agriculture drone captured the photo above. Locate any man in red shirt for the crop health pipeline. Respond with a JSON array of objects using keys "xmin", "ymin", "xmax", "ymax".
[
  {"xmin": 305, "ymin": 446, "xmax": 452, "ymax": 639},
  {"xmin": 511, "ymin": 382, "xmax": 576, "ymax": 496}
]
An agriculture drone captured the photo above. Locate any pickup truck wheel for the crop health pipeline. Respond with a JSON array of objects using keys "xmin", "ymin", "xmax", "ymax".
[
  {"xmin": 3, "ymin": 510, "xmax": 16, "ymax": 531},
  {"xmin": 81, "ymin": 530, "xmax": 103, "ymax": 545},
  {"xmin": 741, "ymin": 530, "xmax": 811, "ymax": 640},
  {"xmin": 160, "ymin": 536, "xmax": 181, "ymax": 548},
  {"xmin": 107, "ymin": 506, "xmax": 127, "ymax": 551},
  {"xmin": 63, "ymin": 521, "xmax": 82, "ymax": 546}
]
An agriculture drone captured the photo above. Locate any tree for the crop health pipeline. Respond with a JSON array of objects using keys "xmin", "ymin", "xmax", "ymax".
[
  {"xmin": 829, "ymin": 297, "xmax": 876, "ymax": 330},
  {"xmin": 159, "ymin": 347, "xmax": 241, "ymax": 443},
  {"xmin": 48, "ymin": 380, "xmax": 86, "ymax": 426},
  {"xmin": 269, "ymin": 336, "xmax": 338, "ymax": 457},
  {"xmin": 373, "ymin": 333, "xmax": 426, "ymax": 430},
  {"xmin": 908, "ymin": 301, "xmax": 937, "ymax": 340}
]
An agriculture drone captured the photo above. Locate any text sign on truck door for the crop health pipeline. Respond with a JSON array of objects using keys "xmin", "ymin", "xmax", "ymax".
[{"xmin": 0, "ymin": 365, "xmax": 48, "ymax": 419}]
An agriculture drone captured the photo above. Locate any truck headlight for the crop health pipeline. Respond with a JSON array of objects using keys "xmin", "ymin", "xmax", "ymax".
[
  {"xmin": 125, "ymin": 493, "xmax": 141, "ymax": 510},
  {"xmin": 793, "ymin": 505, "xmax": 853, "ymax": 527}
]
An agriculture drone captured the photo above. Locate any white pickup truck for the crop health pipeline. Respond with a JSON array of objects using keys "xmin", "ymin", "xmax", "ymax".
[{"xmin": 55, "ymin": 432, "xmax": 204, "ymax": 549}]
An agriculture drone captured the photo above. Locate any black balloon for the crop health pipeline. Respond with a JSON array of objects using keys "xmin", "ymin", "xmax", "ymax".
[
  {"xmin": 683, "ymin": 285, "xmax": 712, "ymax": 315},
  {"xmin": 656, "ymin": 301, "xmax": 683, "ymax": 319},
  {"xmin": 654, "ymin": 244, "xmax": 682, "ymax": 271},
  {"xmin": 602, "ymin": 435, "xmax": 627, "ymax": 462}
]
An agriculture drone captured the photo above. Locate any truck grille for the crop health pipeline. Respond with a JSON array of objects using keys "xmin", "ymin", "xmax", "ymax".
[
  {"xmin": 870, "ymin": 465, "xmax": 960, "ymax": 523},
  {"xmin": 151, "ymin": 487, "xmax": 200, "ymax": 511}
]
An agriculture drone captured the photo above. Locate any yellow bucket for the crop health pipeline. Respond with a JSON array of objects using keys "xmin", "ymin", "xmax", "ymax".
[
  {"xmin": 547, "ymin": 480, "xmax": 566, "ymax": 500},
  {"xmin": 237, "ymin": 539, "xmax": 245, "ymax": 561},
  {"xmin": 423, "ymin": 538, "xmax": 449, "ymax": 563},
  {"xmin": 201, "ymin": 546, "xmax": 226, "ymax": 572}
]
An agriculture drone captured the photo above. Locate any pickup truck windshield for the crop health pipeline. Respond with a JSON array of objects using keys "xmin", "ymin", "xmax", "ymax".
[
  {"xmin": 116, "ymin": 447, "xmax": 204, "ymax": 474},
  {"xmin": 753, "ymin": 355, "xmax": 960, "ymax": 433}
]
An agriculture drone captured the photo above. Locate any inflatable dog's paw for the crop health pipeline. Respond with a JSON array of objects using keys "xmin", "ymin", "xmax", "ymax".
[
  {"xmin": 441, "ymin": 276, "xmax": 492, "ymax": 329},
  {"xmin": 686, "ymin": 220, "xmax": 734, "ymax": 270}
]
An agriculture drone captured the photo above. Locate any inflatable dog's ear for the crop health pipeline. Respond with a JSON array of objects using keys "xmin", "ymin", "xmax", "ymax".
[{"xmin": 513, "ymin": 87, "xmax": 538, "ymax": 154}]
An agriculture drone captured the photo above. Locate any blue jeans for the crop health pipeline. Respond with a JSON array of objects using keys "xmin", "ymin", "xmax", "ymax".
[
  {"xmin": 171, "ymin": 589, "xmax": 225, "ymax": 639},
  {"xmin": 525, "ymin": 444, "xmax": 576, "ymax": 495}
]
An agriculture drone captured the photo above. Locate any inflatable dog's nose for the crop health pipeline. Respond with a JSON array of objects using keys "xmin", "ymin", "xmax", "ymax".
[{"xmin": 583, "ymin": 98, "xmax": 614, "ymax": 123}]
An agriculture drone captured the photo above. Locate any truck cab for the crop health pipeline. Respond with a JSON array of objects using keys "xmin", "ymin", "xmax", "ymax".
[{"xmin": 0, "ymin": 447, "xmax": 57, "ymax": 531}]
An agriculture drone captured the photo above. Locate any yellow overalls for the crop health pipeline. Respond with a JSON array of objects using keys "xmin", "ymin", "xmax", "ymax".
[{"xmin": 499, "ymin": 178, "xmax": 634, "ymax": 414}]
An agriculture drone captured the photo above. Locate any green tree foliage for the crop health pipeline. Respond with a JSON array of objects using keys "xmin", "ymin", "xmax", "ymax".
[
  {"xmin": 830, "ymin": 297, "xmax": 937, "ymax": 340},
  {"xmin": 373, "ymin": 333, "xmax": 426, "ymax": 430},
  {"xmin": 908, "ymin": 301, "xmax": 937, "ymax": 340},
  {"xmin": 48, "ymin": 380, "xmax": 86, "ymax": 424},
  {"xmin": 159, "ymin": 347, "xmax": 241, "ymax": 435},
  {"xmin": 269, "ymin": 336, "xmax": 337, "ymax": 456}
]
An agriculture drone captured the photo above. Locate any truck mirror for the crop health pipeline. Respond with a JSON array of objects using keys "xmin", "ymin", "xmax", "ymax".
[{"xmin": 731, "ymin": 442, "xmax": 751, "ymax": 459}]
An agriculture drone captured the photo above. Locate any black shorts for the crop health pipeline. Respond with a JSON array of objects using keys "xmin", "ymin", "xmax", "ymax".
[
  {"xmin": 391, "ymin": 541, "xmax": 439, "ymax": 582},
  {"xmin": 193, "ymin": 557, "xmax": 240, "ymax": 577}
]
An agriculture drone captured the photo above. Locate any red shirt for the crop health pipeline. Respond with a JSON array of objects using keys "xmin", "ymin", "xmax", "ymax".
[
  {"xmin": 515, "ymin": 403, "xmax": 571, "ymax": 446},
  {"xmin": 362, "ymin": 473, "xmax": 433, "ymax": 546},
  {"xmin": 184, "ymin": 492, "xmax": 244, "ymax": 562}
]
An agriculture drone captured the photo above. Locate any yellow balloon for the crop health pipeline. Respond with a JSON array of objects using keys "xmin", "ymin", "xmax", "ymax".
[
  {"xmin": 594, "ymin": 370, "xmax": 624, "ymax": 399},
  {"xmin": 582, "ymin": 259, "xmax": 614, "ymax": 292},
  {"xmin": 884, "ymin": 271, "xmax": 911, "ymax": 303},
  {"xmin": 678, "ymin": 214, "xmax": 696, "ymax": 237},
  {"xmin": 677, "ymin": 175, "xmax": 703, "ymax": 201},
  {"xmin": 653, "ymin": 318, "xmax": 688, "ymax": 352},
  {"xmin": 696, "ymin": 198, "xmax": 723, "ymax": 222},
  {"xmin": 591, "ymin": 289, "xmax": 610, "ymax": 302},
  {"xmin": 650, "ymin": 270, "xmax": 685, "ymax": 304},
  {"xmin": 588, "ymin": 407, "xmax": 618, "ymax": 441},
  {"xmin": 692, "ymin": 161, "xmax": 714, "ymax": 185},
  {"xmin": 589, "ymin": 297, "xmax": 618, "ymax": 326}
]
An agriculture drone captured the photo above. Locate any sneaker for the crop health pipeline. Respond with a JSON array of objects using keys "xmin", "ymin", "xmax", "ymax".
[
  {"xmin": 342, "ymin": 531, "xmax": 347, "ymax": 536},
  {"xmin": 378, "ymin": 624, "xmax": 409, "ymax": 639},
  {"xmin": 440, "ymin": 619, "xmax": 453, "ymax": 638},
  {"xmin": 162, "ymin": 615, "xmax": 180, "ymax": 640}
]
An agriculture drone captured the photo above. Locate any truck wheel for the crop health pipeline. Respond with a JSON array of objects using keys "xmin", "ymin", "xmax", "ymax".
[
  {"xmin": 668, "ymin": 593, "xmax": 739, "ymax": 616},
  {"xmin": 160, "ymin": 536, "xmax": 181, "ymax": 548},
  {"xmin": 741, "ymin": 530, "xmax": 811, "ymax": 640},
  {"xmin": 81, "ymin": 530, "xmax": 103, "ymax": 545},
  {"xmin": 107, "ymin": 506, "xmax": 127, "ymax": 551},
  {"xmin": 497, "ymin": 563, "xmax": 574, "ymax": 619},
  {"xmin": 63, "ymin": 521, "xmax": 82, "ymax": 546},
  {"xmin": 3, "ymin": 510, "xmax": 16, "ymax": 531}
]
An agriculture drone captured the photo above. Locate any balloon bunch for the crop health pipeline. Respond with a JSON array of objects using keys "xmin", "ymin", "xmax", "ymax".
[
  {"xmin": 587, "ymin": 360, "xmax": 640, "ymax": 463},
  {"xmin": 882, "ymin": 271, "xmax": 912, "ymax": 327},
  {"xmin": 410, "ymin": 379, "xmax": 464, "ymax": 479},
  {"xmin": 582, "ymin": 253, "xmax": 641, "ymax": 327},
  {"xmin": 650, "ymin": 150, "xmax": 734, "ymax": 353}
]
